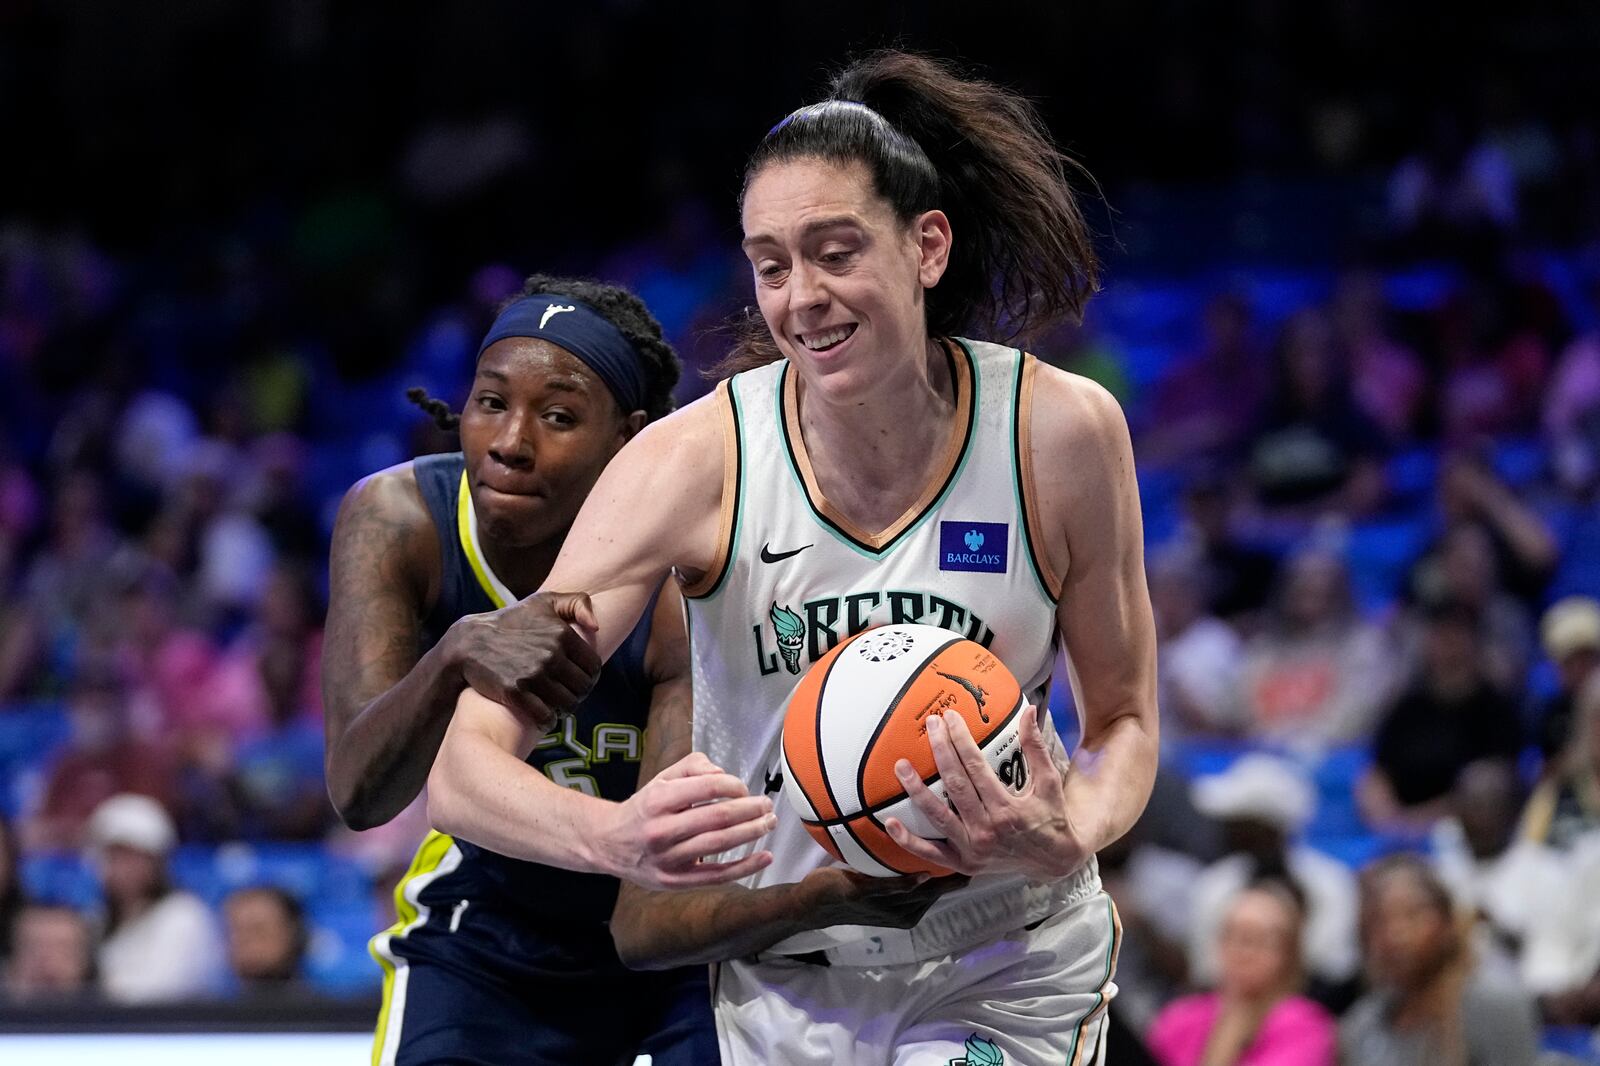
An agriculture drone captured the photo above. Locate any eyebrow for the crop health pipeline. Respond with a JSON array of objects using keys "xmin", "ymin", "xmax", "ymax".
[{"xmin": 741, "ymin": 215, "xmax": 863, "ymax": 251}]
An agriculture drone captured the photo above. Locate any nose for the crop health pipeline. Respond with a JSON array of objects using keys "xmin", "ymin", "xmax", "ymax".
[
  {"xmin": 487, "ymin": 410, "xmax": 535, "ymax": 470},
  {"xmin": 787, "ymin": 260, "xmax": 828, "ymax": 318}
]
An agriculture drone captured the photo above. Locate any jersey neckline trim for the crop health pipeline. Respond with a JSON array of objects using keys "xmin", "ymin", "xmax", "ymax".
[
  {"xmin": 776, "ymin": 337, "xmax": 979, "ymax": 559},
  {"xmin": 456, "ymin": 471, "xmax": 513, "ymax": 609}
]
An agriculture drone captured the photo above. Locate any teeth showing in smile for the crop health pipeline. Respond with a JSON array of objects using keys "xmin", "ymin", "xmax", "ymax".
[{"xmin": 799, "ymin": 324, "xmax": 856, "ymax": 351}]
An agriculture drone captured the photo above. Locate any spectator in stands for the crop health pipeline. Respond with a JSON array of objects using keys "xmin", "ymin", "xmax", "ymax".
[
  {"xmin": 1341, "ymin": 855, "xmax": 1538, "ymax": 1066},
  {"xmin": 1234, "ymin": 549, "xmax": 1397, "ymax": 754},
  {"xmin": 1544, "ymin": 277, "xmax": 1600, "ymax": 498},
  {"xmin": 1436, "ymin": 282, "xmax": 1554, "ymax": 444},
  {"xmin": 112, "ymin": 561, "xmax": 237, "ymax": 740},
  {"xmin": 2, "ymin": 903, "xmax": 96, "ymax": 1005},
  {"xmin": 1141, "ymin": 293, "xmax": 1266, "ymax": 466},
  {"xmin": 1537, "ymin": 833, "xmax": 1600, "ymax": 1029},
  {"xmin": 1410, "ymin": 522, "xmax": 1534, "ymax": 693},
  {"xmin": 1431, "ymin": 761, "xmax": 1573, "ymax": 994},
  {"xmin": 223, "ymin": 886, "xmax": 309, "ymax": 997},
  {"xmin": 1411, "ymin": 449, "xmax": 1557, "ymax": 607},
  {"xmin": 169, "ymin": 440, "xmax": 276, "ymax": 628},
  {"xmin": 1150, "ymin": 543, "xmax": 1243, "ymax": 743},
  {"xmin": 1147, "ymin": 881, "xmax": 1335, "ymax": 1066},
  {"xmin": 1361, "ymin": 601, "xmax": 1524, "ymax": 832},
  {"xmin": 1246, "ymin": 309, "xmax": 1387, "ymax": 518},
  {"xmin": 1186, "ymin": 756, "xmax": 1360, "ymax": 997},
  {"xmin": 0, "ymin": 470, "xmax": 120, "ymax": 699},
  {"xmin": 169, "ymin": 562, "xmax": 329, "ymax": 843},
  {"xmin": 1522, "ymin": 671, "xmax": 1600, "ymax": 850},
  {"xmin": 1387, "ymin": 115, "xmax": 1517, "ymax": 262},
  {"xmin": 0, "ymin": 814, "xmax": 20, "ymax": 964},
  {"xmin": 1332, "ymin": 272, "xmax": 1427, "ymax": 443},
  {"xmin": 1176, "ymin": 478, "xmax": 1280, "ymax": 629},
  {"xmin": 88, "ymin": 793, "xmax": 223, "ymax": 1003},
  {"xmin": 27, "ymin": 670, "xmax": 174, "ymax": 849},
  {"xmin": 1533, "ymin": 597, "xmax": 1600, "ymax": 760},
  {"xmin": 224, "ymin": 564, "xmax": 329, "ymax": 841}
]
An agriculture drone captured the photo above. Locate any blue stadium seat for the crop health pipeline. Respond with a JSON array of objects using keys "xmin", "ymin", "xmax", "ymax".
[
  {"xmin": 21, "ymin": 851, "xmax": 100, "ymax": 910},
  {"xmin": 1491, "ymin": 436, "xmax": 1548, "ymax": 489},
  {"xmin": 1305, "ymin": 746, "xmax": 1370, "ymax": 840},
  {"xmin": 306, "ymin": 897, "xmax": 384, "ymax": 994},
  {"xmin": 1540, "ymin": 1024, "xmax": 1600, "ymax": 1064},
  {"xmin": 0, "ymin": 701, "xmax": 69, "ymax": 818},
  {"xmin": 1386, "ymin": 447, "xmax": 1440, "ymax": 506},
  {"xmin": 1345, "ymin": 515, "xmax": 1431, "ymax": 612},
  {"xmin": 171, "ymin": 842, "xmax": 372, "ymax": 909},
  {"xmin": 1165, "ymin": 738, "xmax": 1254, "ymax": 782}
]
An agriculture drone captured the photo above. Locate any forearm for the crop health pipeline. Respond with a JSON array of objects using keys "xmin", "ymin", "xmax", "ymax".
[
  {"xmin": 613, "ymin": 879, "xmax": 822, "ymax": 970},
  {"xmin": 428, "ymin": 725, "xmax": 615, "ymax": 874},
  {"xmin": 325, "ymin": 634, "xmax": 464, "ymax": 830},
  {"xmin": 1478, "ymin": 485, "xmax": 1557, "ymax": 573},
  {"xmin": 1064, "ymin": 704, "xmax": 1159, "ymax": 861}
]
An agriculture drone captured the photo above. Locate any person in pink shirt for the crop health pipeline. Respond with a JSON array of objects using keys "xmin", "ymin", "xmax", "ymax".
[{"xmin": 1148, "ymin": 881, "xmax": 1336, "ymax": 1066}]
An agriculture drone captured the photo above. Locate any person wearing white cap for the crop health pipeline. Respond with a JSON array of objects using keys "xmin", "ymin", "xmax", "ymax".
[
  {"xmin": 87, "ymin": 793, "xmax": 224, "ymax": 1003},
  {"xmin": 1535, "ymin": 595, "xmax": 1600, "ymax": 759},
  {"xmin": 1184, "ymin": 755, "xmax": 1359, "ymax": 994}
]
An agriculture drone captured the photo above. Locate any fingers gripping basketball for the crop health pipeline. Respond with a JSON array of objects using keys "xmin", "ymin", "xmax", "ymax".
[{"xmin": 780, "ymin": 624, "xmax": 1028, "ymax": 876}]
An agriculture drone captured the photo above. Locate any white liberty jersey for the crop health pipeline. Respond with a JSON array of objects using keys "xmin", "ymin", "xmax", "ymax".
[{"xmin": 681, "ymin": 338, "xmax": 1078, "ymax": 956}]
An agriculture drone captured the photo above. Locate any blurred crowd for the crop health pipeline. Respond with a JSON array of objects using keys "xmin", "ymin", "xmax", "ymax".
[{"xmin": 1, "ymin": 3, "xmax": 1600, "ymax": 1061}]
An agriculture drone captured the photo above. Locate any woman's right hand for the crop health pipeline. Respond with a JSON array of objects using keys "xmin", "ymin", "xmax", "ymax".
[{"xmin": 597, "ymin": 752, "xmax": 777, "ymax": 890}]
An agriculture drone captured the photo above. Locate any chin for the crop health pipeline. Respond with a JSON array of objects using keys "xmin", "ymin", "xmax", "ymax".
[{"xmin": 476, "ymin": 495, "xmax": 556, "ymax": 547}]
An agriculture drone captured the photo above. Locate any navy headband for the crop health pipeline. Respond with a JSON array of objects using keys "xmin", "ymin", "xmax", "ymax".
[{"xmin": 476, "ymin": 295, "xmax": 647, "ymax": 414}]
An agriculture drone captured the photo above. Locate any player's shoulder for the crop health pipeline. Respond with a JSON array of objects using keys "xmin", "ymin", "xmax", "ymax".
[
  {"xmin": 337, "ymin": 459, "xmax": 432, "ymax": 528},
  {"xmin": 617, "ymin": 385, "xmax": 731, "ymax": 488},
  {"xmin": 1023, "ymin": 357, "xmax": 1130, "ymax": 454},
  {"xmin": 330, "ymin": 461, "xmax": 440, "ymax": 588}
]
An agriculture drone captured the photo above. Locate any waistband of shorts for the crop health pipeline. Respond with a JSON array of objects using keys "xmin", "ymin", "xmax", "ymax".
[{"xmin": 769, "ymin": 858, "xmax": 1101, "ymax": 968}]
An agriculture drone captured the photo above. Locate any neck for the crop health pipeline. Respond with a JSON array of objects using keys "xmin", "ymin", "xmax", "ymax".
[
  {"xmin": 1221, "ymin": 985, "xmax": 1290, "ymax": 1011},
  {"xmin": 796, "ymin": 335, "xmax": 954, "ymax": 484},
  {"xmin": 1394, "ymin": 946, "xmax": 1470, "ymax": 1025},
  {"xmin": 480, "ymin": 533, "xmax": 562, "ymax": 601}
]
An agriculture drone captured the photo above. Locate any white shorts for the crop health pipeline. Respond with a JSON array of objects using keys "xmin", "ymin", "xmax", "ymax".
[{"xmin": 712, "ymin": 888, "xmax": 1121, "ymax": 1066}]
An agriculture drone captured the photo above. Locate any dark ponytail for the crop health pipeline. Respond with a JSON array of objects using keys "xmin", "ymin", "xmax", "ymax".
[{"xmin": 720, "ymin": 51, "xmax": 1099, "ymax": 375}]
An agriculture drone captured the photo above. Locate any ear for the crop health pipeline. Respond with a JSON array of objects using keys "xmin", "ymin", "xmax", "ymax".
[
  {"xmin": 619, "ymin": 410, "xmax": 648, "ymax": 443},
  {"xmin": 914, "ymin": 209, "xmax": 952, "ymax": 290}
]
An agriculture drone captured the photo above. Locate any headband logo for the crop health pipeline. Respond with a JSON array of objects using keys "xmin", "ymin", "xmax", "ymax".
[{"xmin": 540, "ymin": 303, "xmax": 576, "ymax": 329}]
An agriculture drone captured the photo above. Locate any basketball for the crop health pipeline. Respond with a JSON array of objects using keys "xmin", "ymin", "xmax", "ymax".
[{"xmin": 780, "ymin": 623, "xmax": 1030, "ymax": 877}]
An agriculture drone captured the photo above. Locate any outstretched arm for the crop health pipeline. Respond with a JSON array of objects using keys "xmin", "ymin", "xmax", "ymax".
[{"xmin": 611, "ymin": 590, "xmax": 958, "ymax": 968}]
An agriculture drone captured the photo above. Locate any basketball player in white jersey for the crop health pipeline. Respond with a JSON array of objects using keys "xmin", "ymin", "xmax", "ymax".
[{"xmin": 428, "ymin": 52, "xmax": 1159, "ymax": 1065}]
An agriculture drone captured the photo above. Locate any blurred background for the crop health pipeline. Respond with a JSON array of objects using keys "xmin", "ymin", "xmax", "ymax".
[{"xmin": 2, "ymin": 1, "xmax": 1600, "ymax": 1062}]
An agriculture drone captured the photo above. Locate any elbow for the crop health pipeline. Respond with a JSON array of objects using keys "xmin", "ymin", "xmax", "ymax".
[
  {"xmin": 324, "ymin": 751, "xmax": 391, "ymax": 832},
  {"xmin": 334, "ymin": 798, "xmax": 384, "ymax": 834},
  {"xmin": 610, "ymin": 916, "xmax": 676, "ymax": 972},
  {"xmin": 325, "ymin": 762, "xmax": 376, "ymax": 832}
]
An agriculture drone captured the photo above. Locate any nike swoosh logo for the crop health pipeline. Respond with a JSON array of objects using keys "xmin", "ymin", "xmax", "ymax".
[{"xmin": 760, "ymin": 543, "xmax": 812, "ymax": 563}]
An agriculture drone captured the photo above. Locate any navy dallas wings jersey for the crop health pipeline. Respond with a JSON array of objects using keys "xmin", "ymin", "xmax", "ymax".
[{"xmin": 369, "ymin": 452, "xmax": 713, "ymax": 1066}]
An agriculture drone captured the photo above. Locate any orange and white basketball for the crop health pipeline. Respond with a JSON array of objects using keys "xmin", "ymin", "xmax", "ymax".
[{"xmin": 780, "ymin": 623, "xmax": 1029, "ymax": 877}]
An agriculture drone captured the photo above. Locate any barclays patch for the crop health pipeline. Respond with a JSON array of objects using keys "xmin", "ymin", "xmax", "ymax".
[{"xmin": 938, "ymin": 521, "xmax": 1008, "ymax": 574}]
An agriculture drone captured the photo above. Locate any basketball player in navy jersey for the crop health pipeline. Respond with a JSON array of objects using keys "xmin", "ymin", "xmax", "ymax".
[
  {"xmin": 321, "ymin": 275, "xmax": 773, "ymax": 1065},
  {"xmin": 431, "ymin": 53, "xmax": 1160, "ymax": 1066}
]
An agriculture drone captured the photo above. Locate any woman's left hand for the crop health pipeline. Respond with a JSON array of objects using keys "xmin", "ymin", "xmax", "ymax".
[{"xmin": 883, "ymin": 705, "xmax": 1090, "ymax": 881}]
